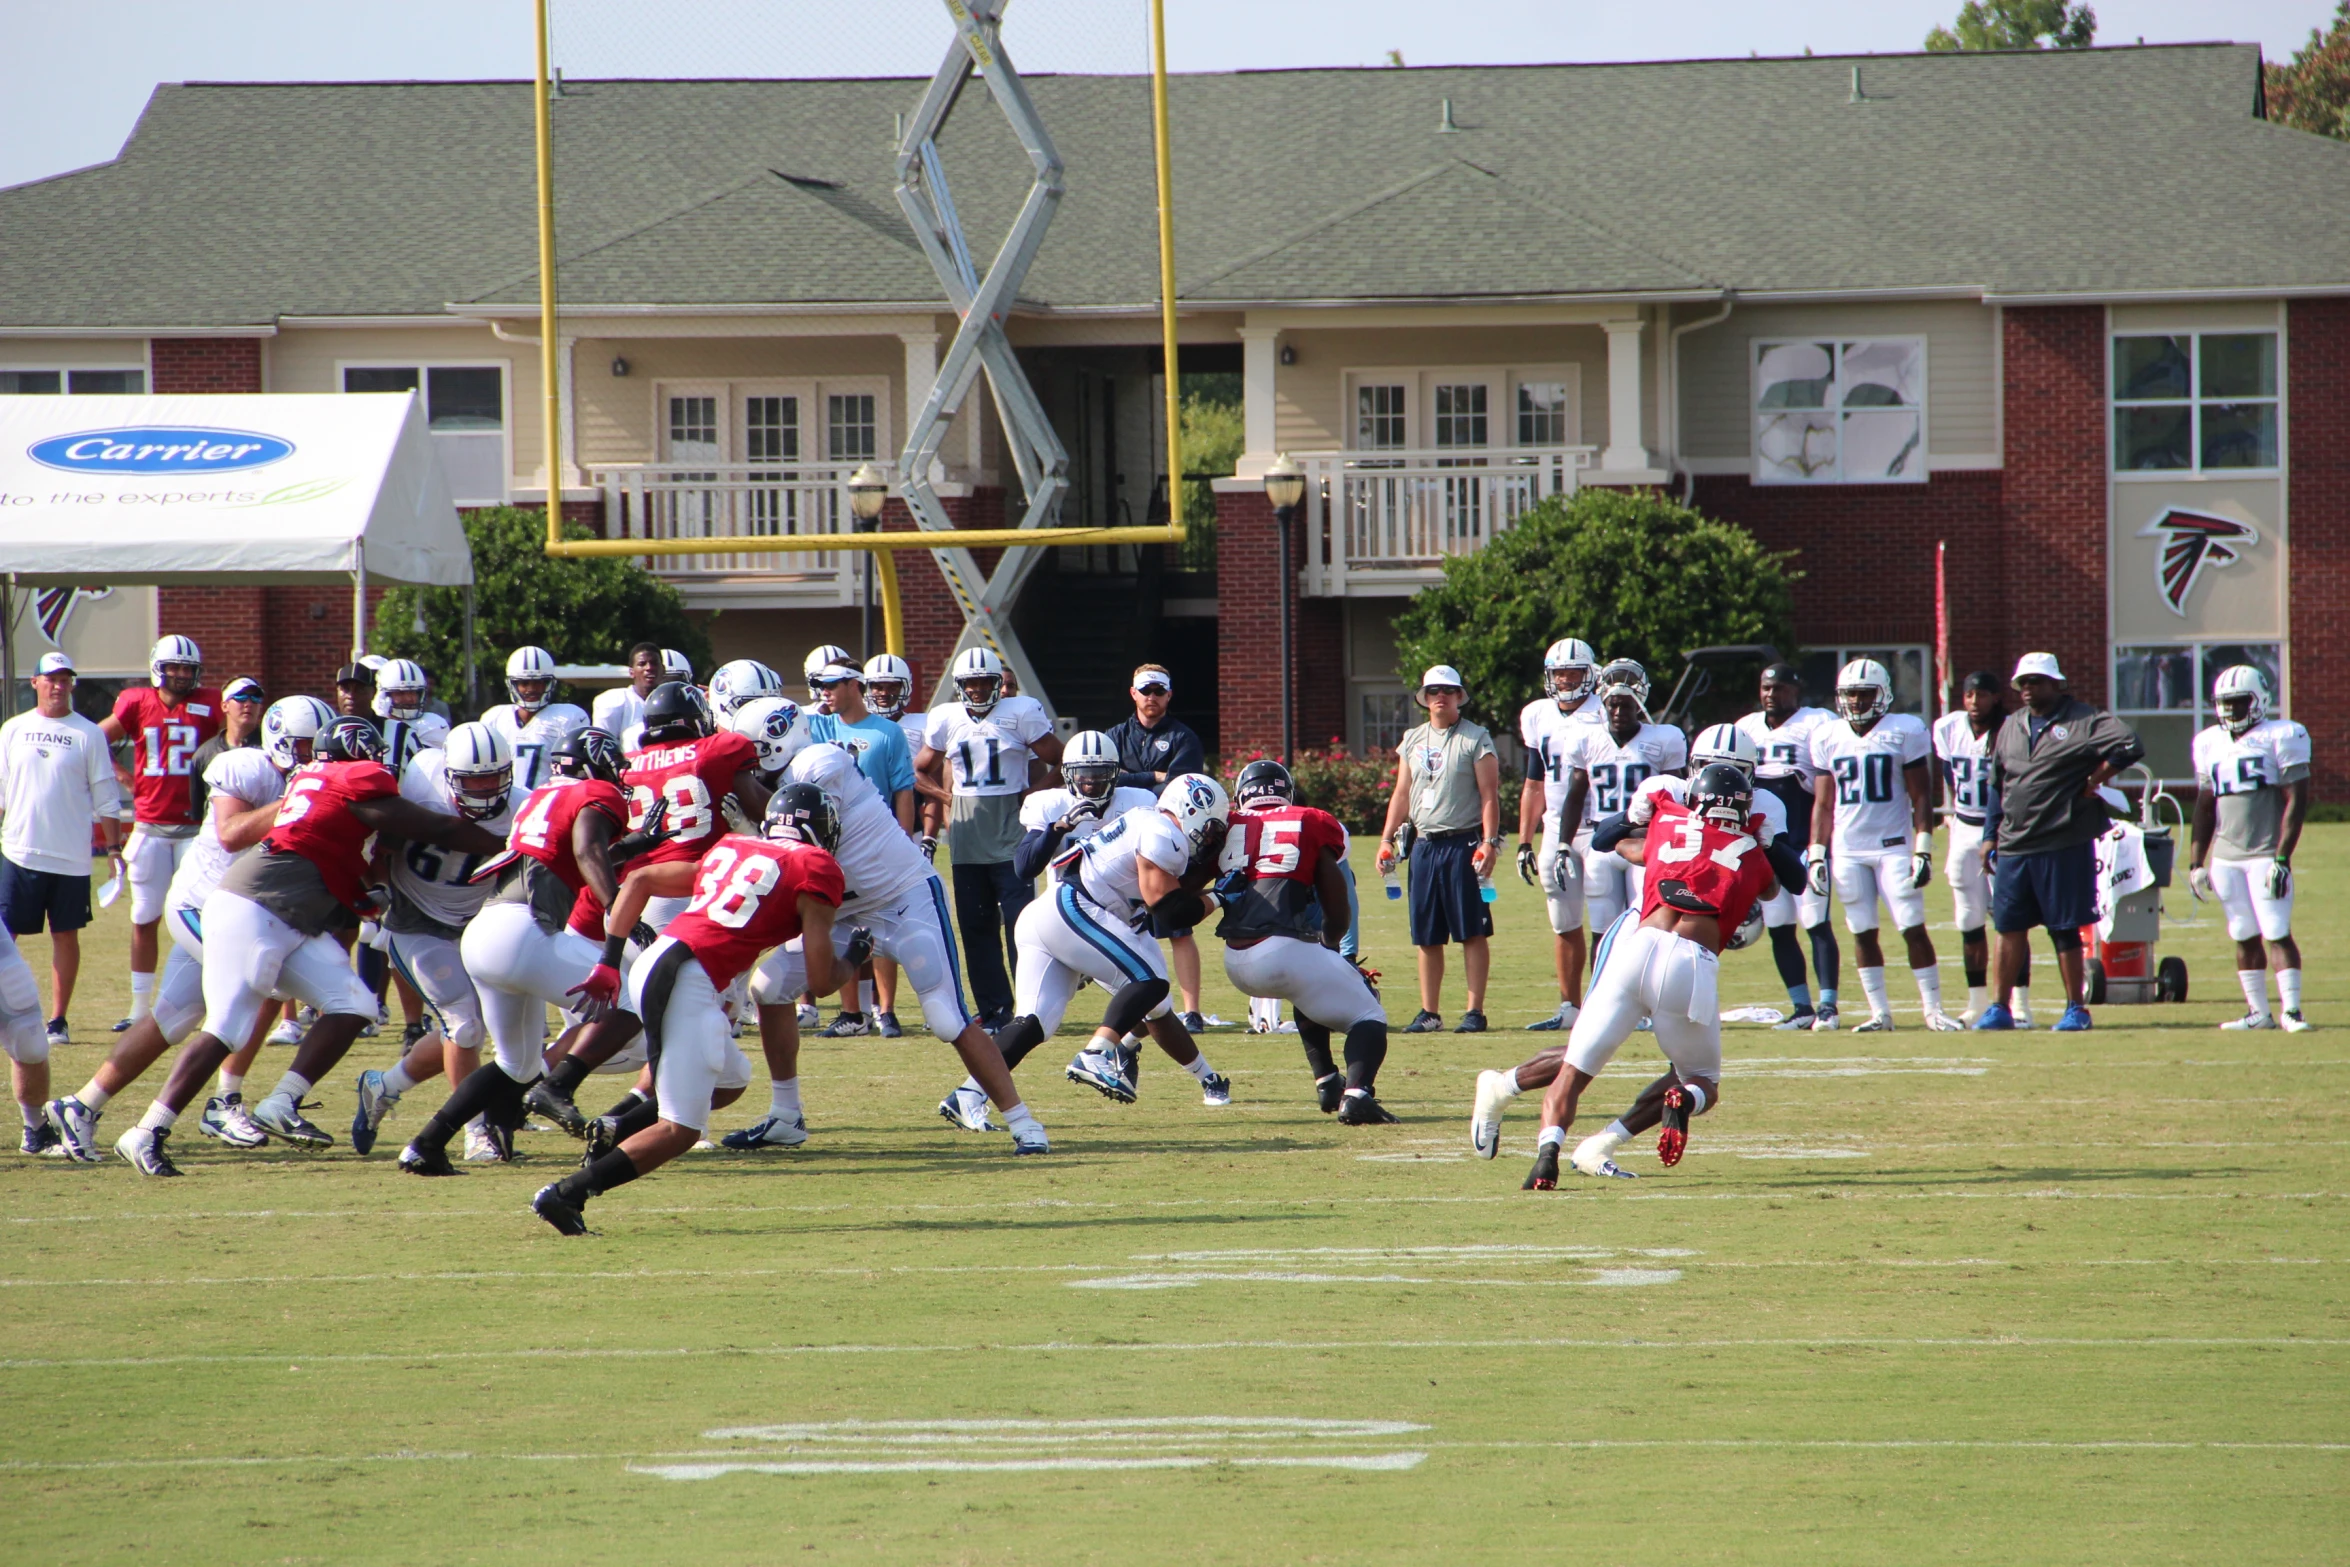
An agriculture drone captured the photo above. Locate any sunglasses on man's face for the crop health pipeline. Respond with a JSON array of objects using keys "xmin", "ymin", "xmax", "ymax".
[
  {"xmin": 1135, "ymin": 684, "xmax": 1170, "ymax": 696},
  {"xmin": 1424, "ymin": 686, "xmax": 1463, "ymax": 698}
]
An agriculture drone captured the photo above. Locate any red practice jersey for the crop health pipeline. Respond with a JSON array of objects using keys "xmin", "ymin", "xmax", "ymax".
[
  {"xmin": 264, "ymin": 758, "xmax": 399, "ymax": 912},
  {"xmin": 505, "ymin": 777, "xmax": 629, "ymax": 897},
  {"xmin": 623, "ymin": 730, "xmax": 760, "ymax": 867},
  {"xmin": 111, "ymin": 686, "xmax": 225, "ymax": 827},
  {"xmin": 1215, "ymin": 800, "xmax": 1349, "ymax": 944},
  {"xmin": 662, "ymin": 834, "xmax": 846, "ymax": 990},
  {"xmin": 1636, "ymin": 795, "xmax": 1779, "ymax": 944}
]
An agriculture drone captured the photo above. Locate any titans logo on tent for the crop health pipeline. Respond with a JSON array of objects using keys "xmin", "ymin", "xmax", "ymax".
[{"xmin": 2138, "ymin": 507, "xmax": 2259, "ymax": 615}]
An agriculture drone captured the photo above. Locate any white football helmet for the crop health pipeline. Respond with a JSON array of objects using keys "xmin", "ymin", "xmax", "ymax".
[
  {"xmin": 731, "ymin": 695, "xmax": 810, "ymax": 774},
  {"xmin": 1835, "ymin": 658, "xmax": 1893, "ymax": 727},
  {"xmin": 660, "ymin": 648, "xmax": 694, "ymax": 682},
  {"xmin": 149, "ymin": 634, "xmax": 203, "ymax": 692},
  {"xmin": 952, "ymin": 646, "xmax": 1005, "ymax": 716},
  {"xmin": 708, "ymin": 658, "xmax": 785, "ymax": 717},
  {"xmin": 863, "ymin": 652, "xmax": 914, "ymax": 718},
  {"xmin": 409, "ymin": 711, "xmax": 452, "ymax": 753},
  {"xmin": 803, "ymin": 644, "xmax": 855, "ymax": 702},
  {"xmin": 1691, "ymin": 722, "xmax": 1761, "ymax": 774},
  {"xmin": 1543, "ymin": 637, "xmax": 1598, "ymax": 707},
  {"xmin": 373, "ymin": 658, "xmax": 429, "ymax": 720},
  {"xmin": 1157, "ymin": 772, "xmax": 1230, "ymax": 852},
  {"xmin": 441, "ymin": 721, "xmax": 515, "ymax": 820},
  {"xmin": 261, "ymin": 695, "xmax": 334, "ymax": 771},
  {"xmin": 1063, "ymin": 729, "xmax": 1121, "ymax": 800},
  {"xmin": 505, "ymin": 646, "xmax": 559, "ymax": 713},
  {"xmin": 1594, "ymin": 658, "xmax": 1651, "ymax": 718},
  {"xmin": 2213, "ymin": 664, "xmax": 2271, "ymax": 736}
]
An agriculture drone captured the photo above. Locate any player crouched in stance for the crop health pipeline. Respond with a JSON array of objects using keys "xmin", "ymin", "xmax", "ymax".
[
  {"xmin": 1523, "ymin": 764, "xmax": 1801, "ymax": 1190},
  {"xmin": 2189, "ymin": 665, "xmax": 2312, "ymax": 1031},
  {"xmin": 113, "ymin": 719, "xmax": 505, "ymax": 1175},
  {"xmin": 1218, "ymin": 761, "xmax": 1395, "ymax": 1123},
  {"xmin": 531, "ymin": 784, "xmax": 860, "ymax": 1234}
]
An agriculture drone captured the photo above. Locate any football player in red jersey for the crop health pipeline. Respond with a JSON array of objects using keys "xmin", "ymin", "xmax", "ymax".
[
  {"xmin": 1524, "ymin": 764, "xmax": 1799, "ymax": 1191},
  {"xmin": 99, "ymin": 635, "xmax": 224, "ymax": 1032},
  {"xmin": 1216, "ymin": 761, "xmax": 1395, "ymax": 1124},
  {"xmin": 392, "ymin": 727, "xmax": 673, "ymax": 1174},
  {"xmin": 531, "ymin": 782, "xmax": 858, "ymax": 1234},
  {"xmin": 112, "ymin": 718, "xmax": 505, "ymax": 1176}
]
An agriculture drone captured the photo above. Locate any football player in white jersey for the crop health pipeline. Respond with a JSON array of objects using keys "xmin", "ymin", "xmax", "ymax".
[
  {"xmin": 348, "ymin": 723, "xmax": 518, "ymax": 1159},
  {"xmin": 43, "ymin": 696, "xmax": 331, "ymax": 1162},
  {"xmin": 1933, "ymin": 671, "xmax": 2009, "ymax": 1023},
  {"xmin": 737, "ymin": 739, "xmax": 1048, "ymax": 1149},
  {"xmin": 971, "ymin": 775, "xmax": 1233, "ymax": 1115},
  {"xmin": 591, "ymin": 643, "xmax": 664, "ymax": 740},
  {"xmin": 370, "ymin": 659, "xmax": 446, "ymax": 776},
  {"xmin": 707, "ymin": 658, "xmax": 786, "ymax": 719},
  {"xmin": 2188, "ymin": 665, "xmax": 2312, "ymax": 1031},
  {"xmin": 483, "ymin": 645, "xmax": 590, "ymax": 794},
  {"xmin": 1736, "ymin": 662, "xmax": 1845, "ymax": 1029},
  {"xmin": 1515, "ymin": 637, "xmax": 1603, "ymax": 1031},
  {"xmin": 1557, "ymin": 661, "xmax": 1687, "ymax": 935},
  {"xmin": 1805, "ymin": 659, "xmax": 1960, "ymax": 1031},
  {"xmin": 1013, "ymin": 730, "xmax": 1156, "ymax": 878}
]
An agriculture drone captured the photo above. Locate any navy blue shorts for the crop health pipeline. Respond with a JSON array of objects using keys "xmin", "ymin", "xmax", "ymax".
[
  {"xmin": 1991, "ymin": 840, "xmax": 2096, "ymax": 935},
  {"xmin": 1408, "ymin": 832, "xmax": 1492, "ymax": 947},
  {"xmin": 0, "ymin": 857, "xmax": 92, "ymax": 936}
]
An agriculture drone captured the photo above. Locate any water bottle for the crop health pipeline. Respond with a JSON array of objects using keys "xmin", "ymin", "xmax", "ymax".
[
  {"xmin": 1382, "ymin": 862, "xmax": 1402, "ymax": 900},
  {"xmin": 1478, "ymin": 861, "xmax": 1498, "ymax": 904}
]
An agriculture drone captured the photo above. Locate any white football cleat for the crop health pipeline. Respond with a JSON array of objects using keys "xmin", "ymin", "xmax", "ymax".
[
  {"xmin": 2281, "ymin": 1010, "xmax": 2314, "ymax": 1033},
  {"xmin": 2219, "ymin": 1012, "xmax": 2279, "ymax": 1031},
  {"xmin": 1010, "ymin": 1118, "xmax": 1050, "ymax": 1155},
  {"xmin": 1854, "ymin": 1012, "xmax": 1895, "ymax": 1033},
  {"xmin": 1470, "ymin": 1069, "xmax": 1513, "ymax": 1159},
  {"xmin": 1923, "ymin": 1010, "xmax": 1965, "ymax": 1032},
  {"xmin": 462, "ymin": 1123, "xmax": 504, "ymax": 1162},
  {"xmin": 1570, "ymin": 1131, "xmax": 1639, "ymax": 1178},
  {"xmin": 937, "ymin": 1084, "xmax": 997, "ymax": 1134}
]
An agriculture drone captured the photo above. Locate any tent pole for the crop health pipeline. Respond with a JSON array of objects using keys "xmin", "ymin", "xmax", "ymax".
[
  {"xmin": 463, "ymin": 585, "xmax": 478, "ymax": 717},
  {"xmin": 352, "ymin": 555, "xmax": 368, "ymax": 661},
  {"xmin": 1, "ymin": 575, "xmax": 15, "ymax": 718}
]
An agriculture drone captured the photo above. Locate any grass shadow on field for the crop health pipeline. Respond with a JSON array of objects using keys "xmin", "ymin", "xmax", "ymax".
[{"xmin": 1751, "ymin": 1163, "xmax": 2257, "ymax": 1191}]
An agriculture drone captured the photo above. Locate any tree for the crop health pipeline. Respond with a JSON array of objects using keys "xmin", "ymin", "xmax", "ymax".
[
  {"xmin": 1390, "ymin": 487, "xmax": 1798, "ymax": 734},
  {"xmin": 1925, "ymin": 0, "xmax": 2095, "ymax": 52},
  {"xmin": 2266, "ymin": 3, "xmax": 2350, "ymax": 140},
  {"xmin": 1175, "ymin": 374, "xmax": 1242, "ymax": 570},
  {"xmin": 374, "ymin": 505, "xmax": 711, "ymax": 715}
]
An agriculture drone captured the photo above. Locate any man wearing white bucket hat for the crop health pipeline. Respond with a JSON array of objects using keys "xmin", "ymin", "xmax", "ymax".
[
  {"xmin": 1376, "ymin": 665, "xmax": 1502, "ymax": 1034},
  {"xmin": 0, "ymin": 651, "xmax": 123, "ymax": 1064}
]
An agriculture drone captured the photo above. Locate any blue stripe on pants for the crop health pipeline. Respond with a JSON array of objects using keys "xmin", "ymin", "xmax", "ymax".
[
  {"xmin": 925, "ymin": 876, "xmax": 972, "ymax": 1028},
  {"xmin": 1057, "ymin": 883, "xmax": 1153, "ymax": 983}
]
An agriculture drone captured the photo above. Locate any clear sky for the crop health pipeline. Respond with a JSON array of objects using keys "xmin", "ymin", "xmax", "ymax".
[{"xmin": 1, "ymin": 0, "xmax": 2325, "ymax": 192}]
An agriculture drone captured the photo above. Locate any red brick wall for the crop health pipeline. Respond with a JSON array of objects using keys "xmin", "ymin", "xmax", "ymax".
[
  {"xmin": 2289, "ymin": 298, "xmax": 2350, "ymax": 799},
  {"xmin": 150, "ymin": 337, "xmax": 264, "ymax": 395},
  {"xmin": 1215, "ymin": 485, "xmax": 1284, "ymax": 758},
  {"xmin": 151, "ymin": 337, "xmax": 275, "ymax": 687},
  {"xmin": 1999, "ymin": 305, "xmax": 2110, "ymax": 706}
]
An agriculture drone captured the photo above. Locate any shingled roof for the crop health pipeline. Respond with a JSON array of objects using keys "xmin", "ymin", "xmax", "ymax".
[{"xmin": 2, "ymin": 43, "xmax": 2343, "ymax": 330}]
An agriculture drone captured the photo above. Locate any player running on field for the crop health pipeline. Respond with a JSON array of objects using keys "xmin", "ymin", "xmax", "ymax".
[
  {"xmin": 100, "ymin": 636, "xmax": 224, "ymax": 1036},
  {"xmin": 2189, "ymin": 665, "xmax": 2312, "ymax": 1031},
  {"xmin": 1217, "ymin": 760, "xmax": 1395, "ymax": 1123},
  {"xmin": 1735, "ymin": 661, "xmax": 1845, "ymax": 1030},
  {"xmin": 1516, "ymin": 637, "xmax": 1604, "ymax": 1033},
  {"xmin": 482, "ymin": 645, "xmax": 590, "ymax": 794},
  {"xmin": 530, "ymin": 785, "xmax": 861, "ymax": 1234},
  {"xmin": 1934, "ymin": 671, "xmax": 2009, "ymax": 1024},
  {"xmin": 1523, "ymin": 764, "xmax": 1801, "ymax": 1189},
  {"xmin": 1806, "ymin": 659, "xmax": 1961, "ymax": 1032}
]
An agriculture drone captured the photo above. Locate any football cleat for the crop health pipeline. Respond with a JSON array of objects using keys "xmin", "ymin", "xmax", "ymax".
[
  {"xmin": 111, "ymin": 1016, "xmax": 135, "ymax": 1034},
  {"xmin": 2220, "ymin": 1012, "xmax": 2279, "ymax": 1031},
  {"xmin": 1571, "ymin": 1134, "xmax": 1640, "ymax": 1179},
  {"xmin": 1314, "ymin": 1072, "xmax": 1345, "ymax": 1115},
  {"xmin": 1522, "ymin": 1143, "xmax": 1560, "ymax": 1191},
  {"xmin": 45, "ymin": 1096, "xmax": 103, "ymax": 1162},
  {"xmin": 1455, "ymin": 1010, "xmax": 1488, "ymax": 1033},
  {"xmin": 1336, "ymin": 1089, "xmax": 1398, "ymax": 1125},
  {"xmin": 1471, "ymin": 1069, "xmax": 1513, "ymax": 1159},
  {"xmin": 115, "ymin": 1125, "xmax": 182, "ymax": 1177},
  {"xmin": 350, "ymin": 1071, "xmax": 397, "ymax": 1154},
  {"xmin": 1810, "ymin": 1002, "xmax": 1840, "ymax": 1032},
  {"xmin": 720, "ymin": 1115, "xmax": 809, "ymax": 1149},
  {"xmin": 1854, "ymin": 1012, "xmax": 1894, "ymax": 1033},
  {"xmin": 1924, "ymin": 1010, "xmax": 1965, "ymax": 1033},
  {"xmin": 2282, "ymin": 1010, "xmax": 2314, "ymax": 1033},
  {"xmin": 1199, "ymin": 1071, "xmax": 1233, "ymax": 1107},
  {"xmin": 1066, "ymin": 1047, "xmax": 1138, "ymax": 1105},
  {"xmin": 1403, "ymin": 1010, "xmax": 1443, "ymax": 1033},
  {"xmin": 1971, "ymin": 1003, "xmax": 2014, "ymax": 1031},
  {"xmin": 1010, "ymin": 1119, "xmax": 1050, "ymax": 1155},
  {"xmin": 581, "ymin": 1115, "xmax": 621, "ymax": 1165},
  {"xmin": 2054, "ymin": 1004, "xmax": 2093, "ymax": 1032},
  {"xmin": 396, "ymin": 1141, "xmax": 459, "ymax": 1177},
  {"xmin": 253, "ymin": 1095, "xmax": 333, "ymax": 1149},
  {"xmin": 795, "ymin": 1003, "xmax": 821, "ymax": 1029},
  {"xmin": 22, "ymin": 1120, "xmax": 61, "ymax": 1156},
  {"xmin": 463, "ymin": 1122, "xmax": 508, "ymax": 1163},
  {"xmin": 1525, "ymin": 1001, "xmax": 1577, "ymax": 1032},
  {"xmin": 1179, "ymin": 1011, "xmax": 1210, "ymax": 1035},
  {"xmin": 1657, "ymin": 1084, "xmax": 1692, "ymax": 1168},
  {"xmin": 45, "ymin": 1018, "xmax": 70, "ymax": 1048},
  {"xmin": 821, "ymin": 1012, "xmax": 871, "ymax": 1038},
  {"xmin": 532, "ymin": 1184, "xmax": 592, "ymax": 1236},
  {"xmin": 400, "ymin": 1020, "xmax": 429, "ymax": 1049},
  {"xmin": 199, "ymin": 1094, "xmax": 270, "ymax": 1150},
  {"xmin": 265, "ymin": 1015, "xmax": 305, "ymax": 1047},
  {"xmin": 875, "ymin": 1010, "xmax": 905, "ymax": 1039},
  {"xmin": 937, "ymin": 1084, "xmax": 998, "ymax": 1134},
  {"xmin": 522, "ymin": 1079, "xmax": 587, "ymax": 1139},
  {"xmin": 1774, "ymin": 1008, "xmax": 1817, "ymax": 1031}
]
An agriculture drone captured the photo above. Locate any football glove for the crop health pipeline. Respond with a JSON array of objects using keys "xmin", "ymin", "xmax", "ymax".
[
  {"xmin": 567, "ymin": 963, "xmax": 624, "ymax": 1022},
  {"xmin": 2267, "ymin": 859, "xmax": 2292, "ymax": 900},
  {"xmin": 1062, "ymin": 795, "xmax": 1106, "ymax": 828},
  {"xmin": 842, "ymin": 926, "xmax": 875, "ymax": 970},
  {"xmin": 918, "ymin": 833, "xmax": 941, "ymax": 861},
  {"xmin": 1911, "ymin": 851, "xmax": 1934, "ymax": 890},
  {"xmin": 1213, "ymin": 867, "xmax": 1250, "ymax": 903},
  {"xmin": 356, "ymin": 885, "xmax": 393, "ymax": 922},
  {"xmin": 1805, "ymin": 845, "xmax": 1831, "ymax": 897},
  {"xmin": 1350, "ymin": 957, "xmax": 1382, "ymax": 992},
  {"xmin": 1550, "ymin": 845, "xmax": 1579, "ymax": 892},
  {"xmin": 718, "ymin": 792, "xmax": 755, "ymax": 836},
  {"xmin": 2188, "ymin": 864, "xmax": 2213, "ymax": 902},
  {"xmin": 1515, "ymin": 842, "xmax": 1538, "ymax": 886},
  {"xmin": 630, "ymin": 920, "xmax": 659, "ymax": 949}
]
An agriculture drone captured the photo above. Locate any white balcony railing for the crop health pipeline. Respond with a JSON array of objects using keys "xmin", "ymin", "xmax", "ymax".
[
  {"xmin": 1293, "ymin": 446, "xmax": 1594, "ymax": 596},
  {"xmin": 589, "ymin": 462, "xmax": 889, "ymax": 601}
]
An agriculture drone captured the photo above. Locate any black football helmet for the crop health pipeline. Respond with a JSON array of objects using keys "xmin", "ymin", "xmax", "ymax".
[
  {"xmin": 552, "ymin": 726, "xmax": 625, "ymax": 786},
  {"xmin": 1233, "ymin": 759, "xmax": 1295, "ymax": 807},
  {"xmin": 762, "ymin": 781, "xmax": 840, "ymax": 851},
  {"xmin": 640, "ymin": 680, "xmax": 711, "ymax": 745},
  {"xmin": 1690, "ymin": 761, "xmax": 1754, "ymax": 830},
  {"xmin": 317, "ymin": 716, "xmax": 386, "ymax": 764}
]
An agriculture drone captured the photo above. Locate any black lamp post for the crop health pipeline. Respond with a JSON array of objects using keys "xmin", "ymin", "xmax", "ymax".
[
  {"xmin": 1263, "ymin": 453, "xmax": 1307, "ymax": 765},
  {"xmin": 847, "ymin": 462, "xmax": 889, "ymax": 660}
]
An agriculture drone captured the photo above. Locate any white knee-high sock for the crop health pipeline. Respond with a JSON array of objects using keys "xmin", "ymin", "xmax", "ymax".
[
  {"xmin": 2278, "ymin": 968, "xmax": 2303, "ymax": 1014},
  {"xmin": 1913, "ymin": 965, "xmax": 1945, "ymax": 1015},
  {"xmin": 129, "ymin": 971, "xmax": 155, "ymax": 1022},
  {"xmin": 2238, "ymin": 968, "xmax": 2273, "ymax": 1019},
  {"xmin": 769, "ymin": 1077, "xmax": 802, "ymax": 1120},
  {"xmin": 1859, "ymin": 966, "xmax": 1890, "ymax": 1019}
]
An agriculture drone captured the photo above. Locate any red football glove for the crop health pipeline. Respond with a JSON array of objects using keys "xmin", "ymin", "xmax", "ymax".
[{"xmin": 568, "ymin": 962, "xmax": 624, "ymax": 1021}]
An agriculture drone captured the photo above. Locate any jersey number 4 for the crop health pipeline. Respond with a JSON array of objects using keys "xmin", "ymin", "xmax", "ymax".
[{"xmin": 688, "ymin": 844, "xmax": 781, "ymax": 929}]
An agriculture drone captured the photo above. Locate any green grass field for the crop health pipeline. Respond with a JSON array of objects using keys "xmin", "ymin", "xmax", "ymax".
[{"xmin": 3, "ymin": 830, "xmax": 2344, "ymax": 1565}]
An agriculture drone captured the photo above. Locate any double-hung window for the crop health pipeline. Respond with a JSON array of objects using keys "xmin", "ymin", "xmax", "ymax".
[
  {"xmin": 0, "ymin": 369, "xmax": 147, "ymax": 394},
  {"xmin": 2111, "ymin": 641, "xmax": 2284, "ymax": 783},
  {"xmin": 343, "ymin": 365, "xmax": 507, "ymax": 504},
  {"xmin": 1754, "ymin": 338, "xmax": 1926, "ymax": 484},
  {"xmin": 1798, "ymin": 645, "xmax": 1931, "ymax": 717},
  {"xmin": 2112, "ymin": 332, "xmax": 2279, "ymax": 473}
]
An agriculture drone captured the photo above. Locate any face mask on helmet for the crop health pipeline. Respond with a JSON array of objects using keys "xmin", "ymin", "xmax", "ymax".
[
  {"xmin": 763, "ymin": 783, "xmax": 840, "ymax": 851},
  {"xmin": 1836, "ymin": 684, "xmax": 1886, "ymax": 724},
  {"xmin": 957, "ymin": 676, "xmax": 1002, "ymax": 716},
  {"xmin": 2217, "ymin": 694, "xmax": 2258, "ymax": 734},
  {"xmin": 553, "ymin": 727, "xmax": 624, "ymax": 785},
  {"xmin": 1233, "ymin": 760, "xmax": 1295, "ymax": 807}
]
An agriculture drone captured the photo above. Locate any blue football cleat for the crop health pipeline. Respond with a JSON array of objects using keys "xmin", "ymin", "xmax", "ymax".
[{"xmin": 1971, "ymin": 1003, "xmax": 2014, "ymax": 1031}]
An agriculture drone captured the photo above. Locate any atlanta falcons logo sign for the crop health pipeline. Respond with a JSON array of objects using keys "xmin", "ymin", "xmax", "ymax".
[{"xmin": 2138, "ymin": 507, "xmax": 2259, "ymax": 616}]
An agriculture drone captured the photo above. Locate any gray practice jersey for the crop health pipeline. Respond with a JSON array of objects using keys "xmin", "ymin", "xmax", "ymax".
[{"xmin": 2192, "ymin": 717, "xmax": 2312, "ymax": 859}]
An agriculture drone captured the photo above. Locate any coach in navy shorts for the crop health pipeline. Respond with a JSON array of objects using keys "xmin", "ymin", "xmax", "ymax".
[
  {"xmin": 1977, "ymin": 653, "xmax": 2144, "ymax": 1032},
  {"xmin": 1377, "ymin": 665, "xmax": 1502, "ymax": 1035}
]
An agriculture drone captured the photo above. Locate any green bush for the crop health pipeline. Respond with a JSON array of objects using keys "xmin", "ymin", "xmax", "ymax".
[
  {"xmin": 1392, "ymin": 487, "xmax": 1798, "ymax": 734},
  {"xmin": 375, "ymin": 506, "xmax": 711, "ymax": 716}
]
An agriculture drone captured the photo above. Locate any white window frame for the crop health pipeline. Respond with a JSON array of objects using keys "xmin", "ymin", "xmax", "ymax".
[
  {"xmin": 1752, "ymin": 336, "xmax": 1929, "ymax": 486},
  {"xmin": 2109, "ymin": 329, "xmax": 2283, "ymax": 479},
  {"xmin": 1346, "ymin": 374, "xmax": 1414, "ymax": 454},
  {"xmin": 0, "ymin": 363, "xmax": 150, "ymax": 395},
  {"xmin": 1508, "ymin": 366, "xmax": 1579, "ymax": 449},
  {"xmin": 649, "ymin": 377, "xmax": 892, "ymax": 468},
  {"xmin": 2108, "ymin": 638, "xmax": 2287, "ymax": 785},
  {"xmin": 336, "ymin": 357, "xmax": 512, "ymax": 506},
  {"xmin": 1342, "ymin": 365, "xmax": 1584, "ymax": 455},
  {"xmin": 657, "ymin": 381, "xmax": 730, "ymax": 463},
  {"xmin": 1800, "ymin": 643, "xmax": 1935, "ymax": 719}
]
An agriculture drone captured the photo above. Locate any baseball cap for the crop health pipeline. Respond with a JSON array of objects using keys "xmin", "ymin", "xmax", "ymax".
[
  {"xmin": 1419, "ymin": 664, "xmax": 1466, "ymax": 691},
  {"xmin": 2011, "ymin": 652, "xmax": 2065, "ymax": 685},
  {"xmin": 335, "ymin": 662, "xmax": 374, "ymax": 686},
  {"xmin": 34, "ymin": 651, "xmax": 73, "ymax": 675},
  {"xmin": 1961, "ymin": 669, "xmax": 2002, "ymax": 694},
  {"xmin": 224, "ymin": 676, "xmax": 265, "ymax": 702}
]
